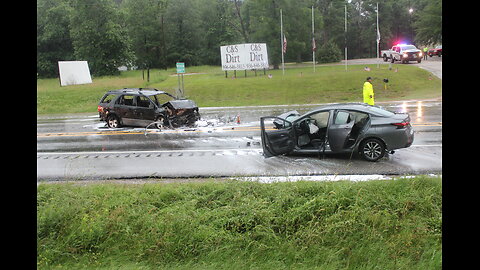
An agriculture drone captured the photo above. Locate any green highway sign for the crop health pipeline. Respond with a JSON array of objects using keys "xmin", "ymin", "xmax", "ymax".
[{"xmin": 176, "ymin": 62, "xmax": 185, "ymax": 74}]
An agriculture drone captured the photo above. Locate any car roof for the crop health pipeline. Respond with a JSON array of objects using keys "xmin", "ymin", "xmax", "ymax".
[
  {"xmin": 311, "ymin": 102, "xmax": 371, "ymax": 112},
  {"xmin": 106, "ymin": 88, "xmax": 169, "ymax": 96},
  {"xmin": 309, "ymin": 103, "xmax": 396, "ymax": 117}
]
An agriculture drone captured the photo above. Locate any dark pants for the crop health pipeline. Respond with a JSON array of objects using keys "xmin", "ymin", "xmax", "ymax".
[{"xmin": 423, "ymin": 53, "xmax": 427, "ymax": 60}]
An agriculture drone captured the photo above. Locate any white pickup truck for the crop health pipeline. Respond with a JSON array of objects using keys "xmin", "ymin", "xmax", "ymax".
[{"xmin": 381, "ymin": 44, "xmax": 423, "ymax": 64}]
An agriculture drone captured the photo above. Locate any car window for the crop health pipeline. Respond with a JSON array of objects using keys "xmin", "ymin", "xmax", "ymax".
[
  {"xmin": 401, "ymin": 45, "xmax": 417, "ymax": 50},
  {"xmin": 117, "ymin": 95, "xmax": 135, "ymax": 106},
  {"xmin": 101, "ymin": 94, "xmax": 117, "ymax": 104},
  {"xmin": 152, "ymin": 93, "xmax": 174, "ymax": 106},
  {"xmin": 351, "ymin": 111, "xmax": 369, "ymax": 123},
  {"xmin": 334, "ymin": 111, "xmax": 352, "ymax": 125},
  {"xmin": 136, "ymin": 96, "xmax": 152, "ymax": 108}
]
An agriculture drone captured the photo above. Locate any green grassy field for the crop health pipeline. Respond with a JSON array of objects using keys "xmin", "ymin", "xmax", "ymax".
[
  {"xmin": 37, "ymin": 176, "xmax": 442, "ymax": 269},
  {"xmin": 37, "ymin": 64, "xmax": 441, "ymax": 114}
]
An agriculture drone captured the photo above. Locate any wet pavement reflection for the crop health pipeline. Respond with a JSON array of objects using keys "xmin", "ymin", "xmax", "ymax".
[{"xmin": 37, "ymin": 100, "xmax": 442, "ymax": 180}]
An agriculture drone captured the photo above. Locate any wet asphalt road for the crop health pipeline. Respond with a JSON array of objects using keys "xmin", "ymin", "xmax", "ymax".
[
  {"xmin": 340, "ymin": 56, "xmax": 442, "ymax": 79},
  {"xmin": 37, "ymin": 100, "xmax": 442, "ymax": 181}
]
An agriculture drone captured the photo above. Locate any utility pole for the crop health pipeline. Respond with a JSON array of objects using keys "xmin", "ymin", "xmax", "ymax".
[
  {"xmin": 280, "ymin": 9, "xmax": 285, "ymax": 76},
  {"xmin": 345, "ymin": 4, "xmax": 348, "ymax": 72},
  {"xmin": 376, "ymin": 2, "xmax": 380, "ymax": 68},
  {"xmin": 312, "ymin": 6, "xmax": 316, "ymax": 73}
]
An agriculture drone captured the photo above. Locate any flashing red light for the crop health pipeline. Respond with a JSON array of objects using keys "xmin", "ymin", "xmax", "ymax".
[{"xmin": 394, "ymin": 39, "xmax": 410, "ymax": 46}]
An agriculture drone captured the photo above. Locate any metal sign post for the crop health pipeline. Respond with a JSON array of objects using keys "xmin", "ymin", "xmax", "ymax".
[{"xmin": 176, "ymin": 62, "xmax": 185, "ymax": 98}]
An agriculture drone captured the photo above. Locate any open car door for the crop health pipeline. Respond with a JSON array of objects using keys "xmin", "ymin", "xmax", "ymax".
[
  {"xmin": 260, "ymin": 117, "xmax": 296, "ymax": 157},
  {"xmin": 327, "ymin": 110, "xmax": 355, "ymax": 152}
]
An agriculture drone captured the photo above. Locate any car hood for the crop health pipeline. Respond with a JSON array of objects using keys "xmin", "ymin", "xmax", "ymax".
[
  {"xmin": 277, "ymin": 110, "xmax": 301, "ymax": 120},
  {"xmin": 166, "ymin": 99, "xmax": 198, "ymax": 110}
]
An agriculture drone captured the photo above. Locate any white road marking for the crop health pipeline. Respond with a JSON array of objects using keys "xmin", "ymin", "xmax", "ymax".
[
  {"xmin": 37, "ymin": 144, "xmax": 440, "ymax": 157},
  {"xmin": 37, "ymin": 148, "xmax": 264, "ymax": 156}
]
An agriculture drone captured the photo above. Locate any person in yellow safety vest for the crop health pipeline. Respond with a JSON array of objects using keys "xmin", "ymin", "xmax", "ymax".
[
  {"xmin": 363, "ymin": 77, "xmax": 375, "ymax": 105},
  {"xmin": 423, "ymin": 47, "xmax": 428, "ymax": 60}
]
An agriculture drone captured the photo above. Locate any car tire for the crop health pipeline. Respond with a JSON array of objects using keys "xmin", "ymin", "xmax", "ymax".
[
  {"xmin": 391, "ymin": 56, "xmax": 395, "ymax": 63},
  {"xmin": 383, "ymin": 55, "xmax": 388, "ymax": 62},
  {"xmin": 154, "ymin": 115, "xmax": 166, "ymax": 129},
  {"xmin": 417, "ymin": 59, "xmax": 421, "ymax": 63},
  {"xmin": 107, "ymin": 114, "xmax": 121, "ymax": 128},
  {"xmin": 360, "ymin": 138, "xmax": 385, "ymax": 162}
]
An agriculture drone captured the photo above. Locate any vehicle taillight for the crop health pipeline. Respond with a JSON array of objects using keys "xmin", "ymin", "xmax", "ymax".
[
  {"xmin": 97, "ymin": 105, "xmax": 104, "ymax": 112},
  {"xmin": 392, "ymin": 122, "xmax": 409, "ymax": 128}
]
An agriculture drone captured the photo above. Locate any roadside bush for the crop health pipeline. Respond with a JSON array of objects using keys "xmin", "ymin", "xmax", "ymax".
[{"xmin": 317, "ymin": 40, "xmax": 343, "ymax": 64}]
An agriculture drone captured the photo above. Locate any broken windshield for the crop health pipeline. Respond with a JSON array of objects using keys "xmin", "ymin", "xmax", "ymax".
[{"xmin": 151, "ymin": 93, "xmax": 175, "ymax": 106}]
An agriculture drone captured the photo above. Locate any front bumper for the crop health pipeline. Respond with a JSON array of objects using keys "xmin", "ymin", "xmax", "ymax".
[
  {"xmin": 402, "ymin": 56, "xmax": 421, "ymax": 61},
  {"xmin": 402, "ymin": 52, "xmax": 422, "ymax": 61}
]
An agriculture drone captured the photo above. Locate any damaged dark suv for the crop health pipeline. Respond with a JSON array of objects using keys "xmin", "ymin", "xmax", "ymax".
[{"xmin": 98, "ymin": 88, "xmax": 200, "ymax": 129}]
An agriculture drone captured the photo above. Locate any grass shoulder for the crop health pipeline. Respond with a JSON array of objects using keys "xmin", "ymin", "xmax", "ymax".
[
  {"xmin": 38, "ymin": 175, "xmax": 442, "ymax": 269},
  {"xmin": 37, "ymin": 64, "xmax": 441, "ymax": 115}
]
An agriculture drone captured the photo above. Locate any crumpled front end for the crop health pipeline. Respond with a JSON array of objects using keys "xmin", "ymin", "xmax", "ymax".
[{"xmin": 164, "ymin": 99, "xmax": 201, "ymax": 127}]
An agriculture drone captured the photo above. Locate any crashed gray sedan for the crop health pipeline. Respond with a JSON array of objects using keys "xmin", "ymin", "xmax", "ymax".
[{"xmin": 260, "ymin": 103, "xmax": 414, "ymax": 161}]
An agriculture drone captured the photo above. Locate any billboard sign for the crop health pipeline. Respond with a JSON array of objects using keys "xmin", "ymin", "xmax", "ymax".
[
  {"xmin": 220, "ymin": 43, "xmax": 269, "ymax": 71},
  {"xmin": 58, "ymin": 61, "xmax": 93, "ymax": 86}
]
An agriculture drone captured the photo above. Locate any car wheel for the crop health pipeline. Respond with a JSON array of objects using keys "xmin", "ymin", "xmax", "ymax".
[
  {"xmin": 360, "ymin": 138, "xmax": 385, "ymax": 162},
  {"xmin": 107, "ymin": 114, "xmax": 121, "ymax": 128},
  {"xmin": 417, "ymin": 59, "xmax": 421, "ymax": 63},
  {"xmin": 391, "ymin": 56, "xmax": 395, "ymax": 63},
  {"xmin": 154, "ymin": 115, "xmax": 166, "ymax": 129},
  {"xmin": 383, "ymin": 55, "xmax": 388, "ymax": 62}
]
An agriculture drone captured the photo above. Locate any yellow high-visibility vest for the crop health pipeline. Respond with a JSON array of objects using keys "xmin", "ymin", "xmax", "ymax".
[{"xmin": 363, "ymin": 81, "xmax": 374, "ymax": 105}]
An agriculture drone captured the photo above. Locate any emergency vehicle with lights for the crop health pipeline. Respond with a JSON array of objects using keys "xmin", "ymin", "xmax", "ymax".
[{"xmin": 381, "ymin": 44, "xmax": 423, "ymax": 64}]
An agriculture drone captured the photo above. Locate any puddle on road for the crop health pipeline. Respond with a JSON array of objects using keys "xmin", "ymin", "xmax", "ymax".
[{"xmin": 84, "ymin": 114, "xmax": 260, "ymax": 136}]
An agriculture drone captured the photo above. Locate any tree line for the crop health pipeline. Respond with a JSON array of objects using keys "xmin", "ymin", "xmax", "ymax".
[{"xmin": 37, "ymin": 0, "xmax": 441, "ymax": 78}]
